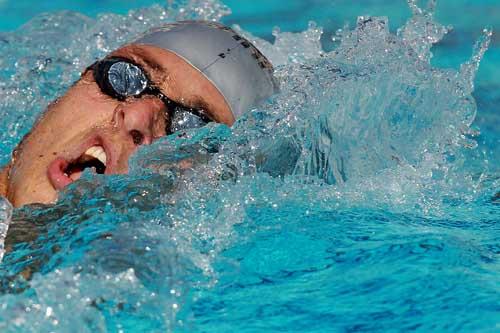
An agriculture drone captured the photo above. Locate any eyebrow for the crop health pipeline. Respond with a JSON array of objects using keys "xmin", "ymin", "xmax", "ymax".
[
  {"xmin": 190, "ymin": 95, "xmax": 212, "ymax": 114},
  {"xmin": 90, "ymin": 53, "xmax": 170, "ymax": 81},
  {"xmin": 141, "ymin": 57, "xmax": 166, "ymax": 74}
]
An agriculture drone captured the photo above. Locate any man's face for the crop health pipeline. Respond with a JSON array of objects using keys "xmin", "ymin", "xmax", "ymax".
[{"xmin": 4, "ymin": 44, "xmax": 234, "ymax": 207}]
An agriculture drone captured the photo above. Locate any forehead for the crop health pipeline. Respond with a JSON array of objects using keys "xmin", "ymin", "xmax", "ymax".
[{"xmin": 106, "ymin": 44, "xmax": 235, "ymax": 125}]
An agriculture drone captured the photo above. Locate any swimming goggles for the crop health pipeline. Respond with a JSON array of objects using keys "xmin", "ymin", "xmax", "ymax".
[{"xmin": 91, "ymin": 57, "xmax": 211, "ymax": 134}]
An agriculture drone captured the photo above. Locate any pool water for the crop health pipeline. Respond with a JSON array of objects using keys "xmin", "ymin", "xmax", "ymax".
[{"xmin": 0, "ymin": 1, "xmax": 498, "ymax": 332}]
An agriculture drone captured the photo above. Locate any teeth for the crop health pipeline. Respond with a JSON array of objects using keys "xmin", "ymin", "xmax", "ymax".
[{"xmin": 84, "ymin": 146, "xmax": 107, "ymax": 166}]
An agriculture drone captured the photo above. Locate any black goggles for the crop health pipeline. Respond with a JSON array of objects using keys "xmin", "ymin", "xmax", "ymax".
[{"xmin": 90, "ymin": 57, "xmax": 211, "ymax": 134}]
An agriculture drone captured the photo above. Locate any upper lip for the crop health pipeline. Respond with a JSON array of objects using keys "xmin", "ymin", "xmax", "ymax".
[{"xmin": 47, "ymin": 135, "xmax": 115, "ymax": 191}]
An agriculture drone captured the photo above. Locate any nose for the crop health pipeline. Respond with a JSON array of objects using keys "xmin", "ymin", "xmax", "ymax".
[{"xmin": 113, "ymin": 97, "xmax": 165, "ymax": 145}]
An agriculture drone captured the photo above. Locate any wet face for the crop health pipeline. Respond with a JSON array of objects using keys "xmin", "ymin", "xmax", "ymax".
[{"xmin": 2, "ymin": 44, "xmax": 234, "ymax": 207}]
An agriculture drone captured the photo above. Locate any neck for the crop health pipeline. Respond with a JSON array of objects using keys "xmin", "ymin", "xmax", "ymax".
[{"xmin": 0, "ymin": 164, "xmax": 10, "ymax": 198}]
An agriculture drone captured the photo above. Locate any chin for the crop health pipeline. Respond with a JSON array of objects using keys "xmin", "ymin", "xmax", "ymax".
[
  {"xmin": 10, "ymin": 186, "xmax": 57, "ymax": 208},
  {"xmin": 7, "ymin": 160, "xmax": 62, "ymax": 207}
]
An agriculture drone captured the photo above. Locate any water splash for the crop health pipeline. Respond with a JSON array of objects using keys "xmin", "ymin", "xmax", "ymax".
[
  {"xmin": 247, "ymin": 3, "xmax": 491, "ymax": 214},
  {"xmin": 398, "ymin": 0, "xmax": 449, "ymax": 63}
]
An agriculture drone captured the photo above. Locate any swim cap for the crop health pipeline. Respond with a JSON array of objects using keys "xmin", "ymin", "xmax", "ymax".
[{"xmin": 133, "ymin": 21, "xmax": 278, "ymax": 119}]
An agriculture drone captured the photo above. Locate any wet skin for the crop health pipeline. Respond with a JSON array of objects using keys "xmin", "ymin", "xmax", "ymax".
[{"xmin": 0, "ymin": 44, "xmax": 235, "ymax": 208}]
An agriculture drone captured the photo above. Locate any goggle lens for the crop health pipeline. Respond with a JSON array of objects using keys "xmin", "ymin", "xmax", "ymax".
[{"xmin": 108, "ymin": 61, "xmax": 148, "ymax": 97}]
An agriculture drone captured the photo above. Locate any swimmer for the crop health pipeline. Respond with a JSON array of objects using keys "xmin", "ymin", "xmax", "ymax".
[{"xmin": 0, "ymin": 21, "xmax": 278, "ymax": 208}]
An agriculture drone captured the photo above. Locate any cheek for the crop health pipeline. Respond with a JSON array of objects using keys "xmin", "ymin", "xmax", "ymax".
[
  {"xmin": 75, "ymin": 103, "xmax": 116, "ymax": 125},
  {"xmin": 10, "ymin": 152, "xmax": 48, "ymax": 184},
  {"xmin": 153, "ymin": 112, "xmax": 168, "ymax": 138},
  {"xmin": 37, "ymin": 99, "xmax": 118, "ymax": 144}
]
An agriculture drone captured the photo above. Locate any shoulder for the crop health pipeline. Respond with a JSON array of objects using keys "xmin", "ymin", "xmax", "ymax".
[{"xmin": 0, "ymin": 164, "xmax": 10, "ymax": 198}]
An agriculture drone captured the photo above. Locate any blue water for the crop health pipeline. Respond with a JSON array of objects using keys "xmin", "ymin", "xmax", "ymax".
[{"xmin": 0, "ymin": 1, "xmax": 498, "ymax": 332}]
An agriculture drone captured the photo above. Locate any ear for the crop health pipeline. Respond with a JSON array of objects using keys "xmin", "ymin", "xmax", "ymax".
[{"xmin": 0, "ymin": 164, "xmax": 10, "ymax": 198}]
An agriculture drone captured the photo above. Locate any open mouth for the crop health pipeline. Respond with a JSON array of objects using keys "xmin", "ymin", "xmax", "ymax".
[
  {"xmin": 48, "ymin": 145, "xmax": 109, "ymax": 191},
  {"xmin": 66, "ymin": 146, "xmax": 107, "ymax": 179}
]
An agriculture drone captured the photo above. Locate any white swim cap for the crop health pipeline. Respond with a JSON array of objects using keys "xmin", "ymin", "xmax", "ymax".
[{"xmin": 134, "ymin": 21, "xmax": 278, "ymax": 118}]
